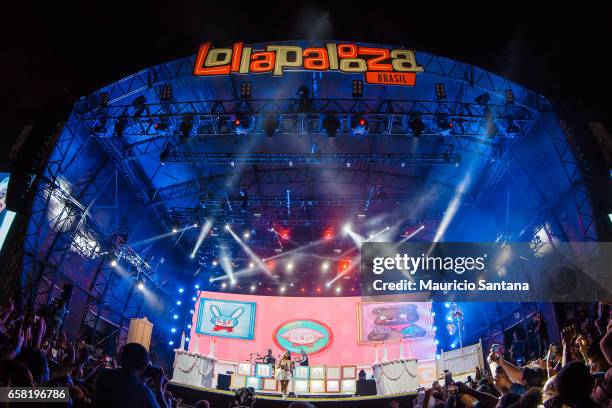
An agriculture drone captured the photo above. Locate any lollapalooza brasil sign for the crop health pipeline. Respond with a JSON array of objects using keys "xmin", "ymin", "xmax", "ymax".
[{"xmin": 193, "ymin": 42, "xmax": 424, "ymax": 86}]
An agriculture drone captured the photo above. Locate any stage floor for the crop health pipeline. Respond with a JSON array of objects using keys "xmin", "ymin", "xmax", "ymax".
[{"xmin": 168, "ymin": 382, "xmax": 417, "ymax": 408}]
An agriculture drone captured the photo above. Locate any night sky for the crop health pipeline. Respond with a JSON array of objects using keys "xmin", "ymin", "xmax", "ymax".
[{"xmin": 2, "ymin": 1, "xmax": 610, "ymax": 158}]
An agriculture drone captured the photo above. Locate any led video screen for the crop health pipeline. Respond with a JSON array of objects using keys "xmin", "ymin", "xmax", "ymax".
[
  {"xmin": 0, "ymin": 173, "xmax": 16, "ymax": 253},
  {"xmin": 190, "ymin": 291, "xmax": 435, "ymax": 366}
]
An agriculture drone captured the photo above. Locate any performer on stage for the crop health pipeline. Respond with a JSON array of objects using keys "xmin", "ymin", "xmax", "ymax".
[
  {"xmin": 262, "ymin": 348, "xmax": 275, "ymax": 365},
  {"xmin": 276, "ymin": 351, "xmax": 294, "ymax": 399},
  {"xmin": 296, "ymin": 349, "xmax": 309, "ymax": 366}
]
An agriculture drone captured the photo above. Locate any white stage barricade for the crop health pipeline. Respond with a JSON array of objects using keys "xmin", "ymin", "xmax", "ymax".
[
  {"xmin": 436, "ymin": 341, "xmax": 485, "ymax": 378},
  {"xmin": 172, "ymin": 350, "xmax": 216, "ymax": 388},
  {"xmin": 373, "ymin": 358, "xmax": 419, "ymax": 395}
]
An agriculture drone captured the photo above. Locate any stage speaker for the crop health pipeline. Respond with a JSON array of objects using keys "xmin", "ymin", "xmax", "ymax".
[
  {"xmin": 6, "ymin": 108, "xmax": 67, "ymax": 213},
  {"xmin": 217, "ymin": 374, "xmax": 231, "ymax": 391},
  {"xmin": 356, "ymin": 379, "xmax": 377, "ymax": 396}
]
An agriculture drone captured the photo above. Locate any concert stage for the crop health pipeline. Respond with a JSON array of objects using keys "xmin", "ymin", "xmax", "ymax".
[{"xmin": 167, "ymin": 382, "xmax": 417, "ymax": 408}]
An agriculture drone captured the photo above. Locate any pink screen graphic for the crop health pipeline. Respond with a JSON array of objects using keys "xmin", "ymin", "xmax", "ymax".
[{"xmin": 189, "ymin": 291, "xmax": 436, "ymax": 366}]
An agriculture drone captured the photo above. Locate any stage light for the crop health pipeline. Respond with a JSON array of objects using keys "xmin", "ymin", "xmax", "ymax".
[
  {"xmin": 224, "ymin": 224, "xmax": 230, "ymax": 231},
  {"xmin": 266, "ymin": 260, "xmax": 276, "ymax": 271},
  {"xmin": 209, "ymin": 278, "xmax": 213, "ymax": 283},
  {"xmin": 335, "ymin": 286, "xmax": 342, "ymax": 294},
  {"xmin": 434, "ymin": 339, "xmax": 439, "ymax": 345},
  {"xmin": 161, "ymin": 84, "xmax": 172, "ymax": 101},
  {"xmin": 296, "ymin": 86, "xmax": 312, "ymax": 113},
  {"xmin": 187, "ymin": 324, "xmax": 192, "ymax": 329},
  {"xmin": 280, "ymin": 286, "xmax": 286, "ymax": 293},
  {"xmin": 110, "ymin": 259, "xmax": 117, "ymax": 267},
  {"xmin": 338, "ymin": 259, "xmax": 351, "ymax": 272},
  {"xmin": 475, "ymin": 93, "xmax": 490, "ymax": 105},
  {"xmin": 169, "ymin": 341, "xmax": 174, "ymax": 346},
  {"xmin": 179, "ymin": 117, "xmax": 193, "ymax": 143},
  {"xmin": 179, "ymin": 288, "xmax": 184, "ymax": 293},
  {"xmin": 432, "ymin": 312, "xmax": 436, "ymax": 317},
  {"xmin": 450, "ymin": 343, "xmax": 456, "ymax": 349},
  {"xmin": 321, "ymin": 262, "xmax": 330, "ymax": 272},
  {"xmin": 185, "ymin": 337, "xmax": 190, "ymax": 342},
  {"xmin": 137, "ymin": 281, "xmax": 145, "ymax": 291},
  {"xmin": 173, "ymin": 314, "xmax": 178, "ymax": 319},
  {"xmin": 172, "ymin": 227, "xmax": 178, "ymax": 233},
  {"xmin": 323, "ymin": 228, "xmax": 333, "ymax": 240},
  {"xmin": 189, "ymin": 254, "xmax": 195, "ymax": 259},
  {"xmin": 350, "ymin": 115, "xmax": 368, "ymax": 135},
  {"xmin": 212, "ymin": 260, "xmax": 218, "ymax": 266},
  {"xmin": 505, "ymin": 119, "xmax": 521, "ymax": 138},
  {"xmin": 433, "ymin": 326, "xmax": 437, "ymax": 331},
  {"xmin": 263, "ymin": 115, "xmax": 279, "ymax": 137},
  {"xmin": 343, "ymin": 223, "xmax": 351, "ymax": 234},
  {"xmin": 194, "ymin": 284, "xmax": 200, "ymax": 289},
  {"xmin": 232, "ymin": 114, "xmax": 252, "ymax": 135},
  {"xmin": 323, "ymin": 114, "xmax": 340, "ymax": 137},
  {"xmin": 240, "ymin": 81, "xmax": 251, "ymax": 99},
  {"xmin": 352, "ymin": 79, "xmax": 364, "ymax": 98},
  {"xmin": 190, "ymin": 310, "xmax": 194, "ymax": 314},
  {"xmin": 436, "ymin": 114, "xmax": 453, "ymax": 135},
  {"xmin": 446, "ymin": 315, "xmax": 452, "ymax": 322},
  {"xmin": 435, "ymin": 83, "xmax": 446, "ymax": 100},
  {"xmin": 192, "ymin": 297, "xmax": 196, "ymax": 301},
  {"xmin": 286, "ymin": 262, "xmax": 294, "ymax": 272},
  {"xmin": 250, "ymin": 285, "xmax": 256, "ymax": 292},
  {"xmin": 230, "ymin": 280, "xmax": 237, "ymax": 287},
  {"xmin": 436, "ymin": 354, "xmax": 441, "ymax": 360},
  {"xmin": 409, "ymin": 116, "xmax": 425, "ymax": 138},
  {"xmin": 221, "ymin": 282, "xmax": 227, "ymax": 289},
  {"xmin": 280, "ymin": 228, "xmax": 291, "ymax": 240},
  {"xmin": 176, "ymin": 300, "xmax": 182, "ymax": 306},
  {"xmin": 505, "ymin": 89, "xmax": 515, "ymax": 105},
  {"xmin": 444, "ymin": 303, "xmax": 450, "ymax": 308},
  {"xmin": 171, "ymin": 328, "xmax": 177, "ymax": 333},
  {"xmin": 243, "ymin": 231, "xmax": 251, "ymax": 239},
  {"xmin": 249, "ymin": 262, "xmax": 255, "ymax": 269}
]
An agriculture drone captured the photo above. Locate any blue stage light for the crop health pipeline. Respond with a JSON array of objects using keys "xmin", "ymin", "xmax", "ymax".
[
  {"xmin": 173, "ymin": 314, "xmax": 178, "ymax": 319},
  {"xmin": 169, "ymin": 341, "xmax": 174, "ymax": 346},
  {"xmin": 436, "ymin": 354, "xmax": 441, "ymax": 360},
  {"xmin": 190, "ymin": 310, "xmax": 194, "ymax": 314},
  {"xmin": 446, "ymin": 315, "xmax": 452, "ymax": 322},
  {"xmin": 451, "ymin": 343, "xmax": 456, "ymax": 348},
  {"xmin": 431, "ymin": 312, "xmax": 436, "ymax": 317},
  {"xmin": 433, "ymin": 326, "xmax": 438, "ymax": 331},
  {"xmin": 176, "ymin": 300, "xmax": 182, "ymax": 305},
  {"xmin": 178, "ymin": 288, "xmax": 184, "ymax": 293},
  {"xmin": 187, "ymin": 324, "xmax": 192, "ymax": 329},
  {"xmin": 192, "ymin": 297, "xmax": 197, "ymax": 301},
  {"xmin": 434, "ymin": 339, "xmax": 439, "ymax": 345},
  {"xmin": 445, "ymin": 303, "xmax": 450, "ymax": 308},
  {"xmin": 171, "ymin": 328, "xmax": 176, "ymax": 333},
  {"xmin": 194, "ymin": 284, "xmax": 200, "ymax": 289},
  {"xmin": 185, "ymin": 337, "xmax": 190, "ymax": 342}
]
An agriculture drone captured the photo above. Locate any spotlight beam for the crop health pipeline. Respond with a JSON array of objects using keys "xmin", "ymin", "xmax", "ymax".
[
  {"xmin": 226, "ymin": 226, "xmax": 275, "ymax": 277},
  {"xmin": 347, "ymin": 228, "xmax": 366, "ymax": 247},
  {"xmin": 191, "ymin": 220, "xmax": 213, "ymax": 257},
  {"xmin": 325, "ymin": 256, "xmax": 359, "ymax": 287}
]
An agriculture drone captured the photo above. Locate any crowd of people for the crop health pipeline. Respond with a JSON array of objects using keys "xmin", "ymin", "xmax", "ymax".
[
  {"xmin": 0, "ymin": 295, "xmax": 610, "ymax": 407},
  {"xmin": 415, "ymin": 302, "xmax": 612, "ymax": 408},
  {"xmin": 0, "ymin": 296, "xmax": 180, "ymax": 407}
]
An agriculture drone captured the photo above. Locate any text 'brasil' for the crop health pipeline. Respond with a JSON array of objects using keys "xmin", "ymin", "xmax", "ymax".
[{"xmin": 193, "ymin": 42, "xmax": 424, "ymax": 86}]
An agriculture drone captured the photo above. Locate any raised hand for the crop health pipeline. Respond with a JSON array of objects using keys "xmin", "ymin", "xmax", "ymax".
[{"xmin": 561, "ymin": 325, "xmax": 576, "ymax": 347}]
